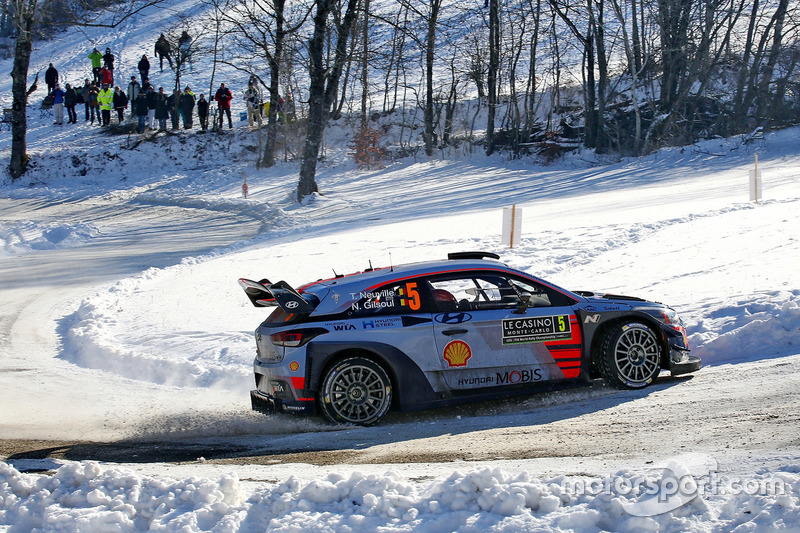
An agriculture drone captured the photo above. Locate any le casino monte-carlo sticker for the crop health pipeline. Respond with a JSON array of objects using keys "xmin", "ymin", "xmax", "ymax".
[{"xmin": 502, "ymin": 315, "xmax": 572, "ymax": 345}]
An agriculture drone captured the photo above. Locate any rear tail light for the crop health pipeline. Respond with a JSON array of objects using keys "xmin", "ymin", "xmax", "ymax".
[{"xmin": 269, "ymin": 328, "xmax": 328, "ymax": 347}]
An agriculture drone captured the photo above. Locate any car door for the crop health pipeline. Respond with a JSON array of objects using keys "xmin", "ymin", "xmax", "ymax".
[
  {"xmin": 428, "ymin": 273, "xmax": 582, "ymax": 391},
  {"xmin": 334, "ymin": 277, "xmax": 440, "ymax": 374}
]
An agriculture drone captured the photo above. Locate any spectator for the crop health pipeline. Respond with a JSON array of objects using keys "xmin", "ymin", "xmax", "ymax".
[
  {"xmin": 64, "ymin": 83, "xmax": 78, "ymax": 124},
  {"xmin": 113, "ymin": 86, "xmax": 128, "ymax": 123},
  {"xmin": 178, "ymin": 31, "xmax": 193, "ymax": 72},
  {"xmin": 50, "ymin": 84, "xmax": 65, "ymax": 125},
  {"xmin": 283, "ymin": 92, "xmax": 295, "ymax": 122},
  {"xmin": 244, "ymin": 81, "xmax": 262, "ymax": 128},
  {"xmin": 134, "ymin": 92, "xmax": 149, "ymax": 133},
  {"xmin": 197, "ymin": 94, "xmax": 209, "ymax": 132},
  {"xmin": 45, "ymin": 63, "xmax": 59, "ymax": 94},
  {"xmin": 154, "ymin": 87, "xmax": 169, "ymax": 130},
  {"xmin": 88, "ymin": 48, "xmax": 103, "ymax": 84},
  {"xmin": 87, "ymin": 82, "xmax": 100, "ymax": 125},
  {"xmin": 167, "ymin": 90, "xmax": 180, "ymax": 130},
  {"xmin": 145, "ymin": 85, "xmax": 158, "ymax": 129},
  {"xmin": 142, "ymin": 77, "xmax": 153, "ymax": 93},
  {"xmin": 127, "ymin": 76, "xmax": 141, "ymax": 103},
  {"xmin": 98, "ymin": 83, "xmax": 114, "ymax": 126},
  {"xmin": 103, "ymin": 48, "xmax": 115, "ymax": 73},
  {"xmin": 155, "ymin": 34, "xmax": 173, "ymax": 71},
  {"xmin": 214, "ymin": 82, "xmax": 233, "ymax": 129},
  {"xmin": 138, "ymin": 55, "xmax": 150, "ymax": 86},
  {"xmin": 98, "ymin": 65, "xmax": 113, "ymax": 88},
  {"xmin": 81, "ymin": 79, "xmax": 93, "ymax": 121},
  {"xmin": 179, "ymin": 86, "xmax": 195, "ymax": 129}
]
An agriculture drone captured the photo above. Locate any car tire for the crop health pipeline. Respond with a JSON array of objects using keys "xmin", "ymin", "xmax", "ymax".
[
  {"xmin": 319, "ymin": 356, "xmax": 393, "ymax": 425},
  {"xmin": 597, "ymin": 322, "xmax": 661, "ymax": 389}
]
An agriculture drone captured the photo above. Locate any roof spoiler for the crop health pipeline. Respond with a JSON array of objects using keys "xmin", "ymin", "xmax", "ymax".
[
  {"xmin": 448, "ymin": 251, "xmax": 500, "ymax": 260},
  {"xmin": 238, "ymin": 278, "xmax": 317, "ymax": 313}
]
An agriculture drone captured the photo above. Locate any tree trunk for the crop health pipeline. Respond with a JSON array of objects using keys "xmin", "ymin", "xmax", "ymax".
[
  {"xmin": 360, "ymin": 0, "xmax": 370, "ymax": 128},
  {"xmin": 591, "ymin": 0, "xmax": 608, "ymax": 152},
  {"xmin": 297, "ymin": 0, "xmax": 358, "ymax": 201},
  {"xmin": 297, "ymin": 0, "xmax": 332, "ymax": 201},
  {"xmin": 485, "ymin": 0, "xmax": 499, "ymax": 155},
  {"xmin": 262, "ymin": 0, "xmax": 286, "ymax": 169},
  {"xmin": 754, "ymin": 0, "xmax": 789, "ymax": 119},
  {"xmin": 423, "ymin": 0, "xmax": 442, "ymax": 157},
  {"xmin": 9, "ymin": 14, "xmax": 34, "ymax": 180}
]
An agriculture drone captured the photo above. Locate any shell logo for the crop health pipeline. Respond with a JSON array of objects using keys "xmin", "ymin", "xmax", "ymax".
[
  {"xmin": 289, "ymin": 361, "xmax": 300, "ymax": 372},
  {"xmin": 443, "ymin": 340, "xmax": 472, "ymax": 368}
]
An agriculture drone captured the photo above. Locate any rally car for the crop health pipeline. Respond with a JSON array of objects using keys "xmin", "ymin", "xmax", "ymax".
[{"xmin": 239, "ymin": 252, "xmax": 700, "ymax": 425}]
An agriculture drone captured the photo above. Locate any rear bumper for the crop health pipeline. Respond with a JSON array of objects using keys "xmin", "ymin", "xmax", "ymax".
[{"xmin": 250, "ymin": 389, "xmax": 316, "ymax": 415}]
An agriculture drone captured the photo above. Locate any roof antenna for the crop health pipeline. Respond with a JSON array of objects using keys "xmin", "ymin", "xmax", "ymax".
[
  {"xmin": 332, "ymin": 268, "xmax": 343, "ymax": 279},
  {"xmin": 365, "ymin": 260, "xmax": 374, "ymax": 272},
  {"xmin": 389, "ymin": 252, "xmax": 393, "ymax": 272}
]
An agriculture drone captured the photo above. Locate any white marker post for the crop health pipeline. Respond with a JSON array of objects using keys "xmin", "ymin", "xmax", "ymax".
[
  {"xmin": 242, "ymin": 172, "xmax": 249, "ymax": 199},
  {"xmin": 502, "ymin": 205, "xmax": 522, "ymax": 248},
  {"xmin": 749, "ymin": 154, "xmax": 762, "ymax": 203}
]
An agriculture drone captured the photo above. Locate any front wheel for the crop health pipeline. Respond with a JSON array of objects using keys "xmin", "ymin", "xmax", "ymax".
[
  {"xmin": 597, "ymin": 322, "xmax": 661, "ymax": 389},
  {"xmin": 318, "ymin": 357, "xmax": 393, "ymax": 425}
]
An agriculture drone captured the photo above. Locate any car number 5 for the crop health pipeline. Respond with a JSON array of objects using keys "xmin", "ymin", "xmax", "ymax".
[{"xmin": 405, "ymin": 282, "xmax": 421, "ymax": 311}]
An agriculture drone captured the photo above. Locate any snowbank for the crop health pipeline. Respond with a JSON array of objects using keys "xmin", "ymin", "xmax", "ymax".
[
  {"xmin": 0, "ymin": 221, "xmax": 99, "ymax": 257},
  {"xmin": 1, "ymin": 460, "xmax": 797, "ymax": 532}
]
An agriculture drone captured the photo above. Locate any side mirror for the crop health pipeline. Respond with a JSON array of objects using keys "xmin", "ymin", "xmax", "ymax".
[{"xmin": 513, "ymin": 293, "xmax": 532, "ymax": 314}]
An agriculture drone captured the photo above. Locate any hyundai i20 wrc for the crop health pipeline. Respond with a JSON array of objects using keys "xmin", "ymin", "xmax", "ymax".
[{"xmin": 239, "ymin": 252, "xmax": 700, "ymax": 426}]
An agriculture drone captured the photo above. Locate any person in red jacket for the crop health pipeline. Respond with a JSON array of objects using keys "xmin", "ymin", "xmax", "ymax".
[
  {"xmin": 98, "ymin": 66, "xmax": 114, "ymax": 87},
  {"xmin": 214, "ymin": 83, "xmax": 233, "ymax": 129}
]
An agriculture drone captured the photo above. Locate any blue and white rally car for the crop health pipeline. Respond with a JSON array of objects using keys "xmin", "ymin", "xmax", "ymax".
[{"xmin": 239, "ymin": 252, "xmax": 700, "ymax": 425}]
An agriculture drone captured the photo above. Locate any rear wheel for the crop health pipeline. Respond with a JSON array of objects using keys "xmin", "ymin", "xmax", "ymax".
[
  {"xmin": 318, "ymin": 357, "xmax": 392, "ymax": 425},
  {"xmin": 597, "ymin": 322, "xmax": 661, "ymax": 389}
]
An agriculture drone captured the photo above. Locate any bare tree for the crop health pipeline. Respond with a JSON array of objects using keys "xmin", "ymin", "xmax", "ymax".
[
  {"xmin": 222, "ymin": 0, "xmax": 309, "ymax": 167},
  {"xmin": 297, "ymin": 0, "xmax": 359, "ymax": 202}
]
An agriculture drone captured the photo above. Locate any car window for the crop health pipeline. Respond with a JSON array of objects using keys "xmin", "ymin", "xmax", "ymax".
[
  {"xmin": 347, "ymin": 279, "xmax": 428, "ymax": 316},
  {"xmin": 428, "ymin": 274, "xmax": 570, "ymax": 312}
]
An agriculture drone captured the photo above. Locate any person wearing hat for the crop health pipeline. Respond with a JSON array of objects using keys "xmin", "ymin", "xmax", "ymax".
[
  {"xmin": 64, "ymin": 83, "xmax": 78, "ymax": 124},
  {"xmin": 179, "ymin": 86, "xmax": 195, "ymax": 129},
  {"xmin": 45, "ymin": 63, "xmax": 59, "ymax": 95},
  {"xmin": 197, "ymin": 94, "xmax": 209, "ymax": 132},
  {"xmin": 113, "ymin": 86, "xmax": 129, "ymax": 123},
  {"xmin": 88, "ymin": 48, "xmax": 103, "ymax": 84},
  {"xmin": 103, "ymin": 48, "xmax": 115, "ymax": 73},
  {"xmin": 214, "ymin": 82, "xmax": 233, "ymax": 129},
  {"xmin": 50, "ymin": 83, "xmax": 65, "ymax": 125},
  {"xmin": 97, "ymin": 83, "xmax": 114, "ymax": 126},
  {"xmin": 154, "ymin": 87, "xmax": 170, "ymax": 130}
]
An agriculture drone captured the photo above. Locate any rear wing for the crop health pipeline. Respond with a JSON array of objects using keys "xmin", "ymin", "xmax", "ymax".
[{"xmin": 238, "ymin": 278, "xmax": 317, "ymax": 314}]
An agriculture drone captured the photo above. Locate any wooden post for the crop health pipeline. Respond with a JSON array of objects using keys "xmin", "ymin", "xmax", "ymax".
[
  {"xmin": 749, "ymin": 155, "xmax": 762, "ymax": 203},
  {"xmin": 754, "ymin": 155, "xmax": 758, "ymax": 204}
]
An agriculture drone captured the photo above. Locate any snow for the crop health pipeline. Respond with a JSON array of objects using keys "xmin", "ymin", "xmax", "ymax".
[{"xmin": 2, "ymin": 1, "xmax": 800, "ymax": 531}]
